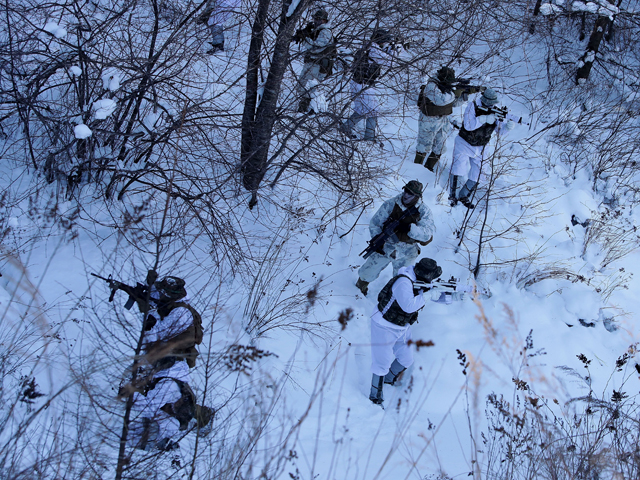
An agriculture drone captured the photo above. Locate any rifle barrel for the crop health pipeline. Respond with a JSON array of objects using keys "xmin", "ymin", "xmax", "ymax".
[{"xmin": 91, "ymin": 272, "xmax": 110, "ymax": 282}]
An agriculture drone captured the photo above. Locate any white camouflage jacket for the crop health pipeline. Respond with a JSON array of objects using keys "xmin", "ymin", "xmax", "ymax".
[{"xmin": 369, "ymin": 194, "xmax": 435, "ymax": 245}]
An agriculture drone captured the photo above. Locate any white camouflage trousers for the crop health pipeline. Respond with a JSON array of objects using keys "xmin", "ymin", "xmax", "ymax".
[
  {"xmin": 297, "ymin": 62, "xmax": 326, "ymax": 101},
  {"xmin": 351, "ymin": 80, "xmax": 379, "ymax": 116},
  {"xmin": 451, "ymin": 136, "xmax": 485, "ymax": 183},
  {"xmin": 416, "ymin": 113, "xmax": 450, "ymax": 155},
  {"xmin": 358, "ymin": 241, "xmax": 420, "ymax": 283},
  {"xmin": 370, "ymin": 314, "xmax": 413, "ymax": 376}
]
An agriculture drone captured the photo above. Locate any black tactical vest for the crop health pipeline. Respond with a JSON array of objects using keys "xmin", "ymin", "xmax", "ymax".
[
  {"xmin": 458, "ymin": 103, "xmax": 497, "ymax": 147},
  {"xmin": 377, "ymin": 275, "xmax": 420, "ymax": 326},
  {"xmin": 417, "ymin": 83, "xmax": 454, "ymax": 117},
  {"xmin": 352, "ymin": 48, "xmax": 381, "ymax": 86},
  {"xmin": 387, "ymin": 203, "xmax": 421, "ymax": 244}
]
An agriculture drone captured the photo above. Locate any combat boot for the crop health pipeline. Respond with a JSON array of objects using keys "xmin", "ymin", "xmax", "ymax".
[
  {"xmin": 460, "ymin": 196, "xmax": 475, "ymax": 209},
  {"xmin": 413, "ymin": 151, "xmax": 426, "ymax": 165},
  {"xmin": 448, "ymin": 174, "xmax": 460, "ymax": 206},
  {"xmin": 425, "ymin": 152, "xmax": 441, "ymax": 171},
  {"xmin": 369, "ymin": 374, "xmax": 384, "ymax": 405},
  {"xmin": 206, "ymin": 42, "xmax": 224, "ymax": 54},
  {"xmin": 355, "ymin": 278, "xmax": 369, "ymax": 295},
  {"xmin": 458, "ymin": 179, "xmax": 477, "ymax": 200},
  {"xmin": 383, "ymin": 359, "xmax": 407, "ymax": 386},
  {"xmin": 298, "ymin": 97, "xmax": 311, "ymax": 113}
]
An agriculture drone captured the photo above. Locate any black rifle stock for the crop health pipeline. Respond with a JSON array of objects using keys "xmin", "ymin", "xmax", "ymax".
[
  {"xmin": 91, "ymin": 273, "xmax": 149, "ymax": 311},
  {"xmin": 293, "ymin": 23, "xmax": 314, "ymax": 43},
  {"xmin": 360, "ymin": 205, "xmax": 420, "ymax": 259}
]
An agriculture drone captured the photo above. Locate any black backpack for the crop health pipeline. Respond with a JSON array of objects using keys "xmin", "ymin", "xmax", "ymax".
[
  {"xmin": 317, "ymin": 40, "xmax": 338, "ymax": 76},
  {"xmin": 146, "ymin": 377, "xmax": 197, "ymax": 431},
  {"xmin": 145, "ymin": 301, "xmax": 204, "ymax": 368},
  {"xmin": 351, "ymin": 47, "xmax": 380, "ymax": 86}
]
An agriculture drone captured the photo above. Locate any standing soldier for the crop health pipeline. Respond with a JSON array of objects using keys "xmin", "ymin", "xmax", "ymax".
[
  {"xmin": 293, "ymin": 9, "xmax": 334, "ymax": 114},
  {"xmin": 197, "ymin": 0, "xmax": 242, "ymax": 54},
  {"xmin": 355, "ymin": 180, "xmax": 435, "ymax": 296},
  {"xmin": 339, "ymin": 29, "xmax": 396, "ymax": 142},
  {"xmin": 369, "ymin": 258, "xmax": 442, "ymax": 405},
  {"xmin": 94, "ymin": 271, "xmax": 204, "ymax": 370},
  {"xmin": 449, "ymin": 87, "xmax": 515, "ymax": 208},
  {"xmin": 143, "ymin": 276, "xmax": 204, "ymax": 369},
  {"xmin": 414, "ymin": 67, "xmax": 480, "ymax": 171}
]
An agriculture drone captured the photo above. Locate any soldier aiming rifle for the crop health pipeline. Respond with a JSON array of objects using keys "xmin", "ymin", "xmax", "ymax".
[
  {"xmin": 368, "ymin": 258, "xmax": 441, "ymax": 406},
  {"xmin": 449, "ymin": 87, "xmax": 516, "ymax": 209},
  {"xmin": 93, "ymin": 270, "xmax": 203, "ymax": 369},
  {"xmin": 414, "ymin": 67, "xmax": 480, "ymax": 171}
]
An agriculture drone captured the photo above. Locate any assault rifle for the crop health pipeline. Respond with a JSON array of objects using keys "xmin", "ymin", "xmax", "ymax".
[
  {"xmin": 91, "ymin": 270, "xmax": 157, "ymax": 311},
  {"xmin": 293, "ymin": 23, "xmax": 315, "ymax": 44},
  {"xmin": 360, "ymin": 205, "xmax": 420, "ymax": 259},
  {"xmin": 476, "ymin": 104, "xmax": 509, "ymax": 121},
  {"xmin": 414, "ymin": 276, "xmax": 490, "ymax": 303},
  {"xmin": 452, "ymin": 78, "xmax": 484, "ymax": 95},
  {"xmin": 413, "ymin": 276, "xmax": 461, "ymax": 292}
]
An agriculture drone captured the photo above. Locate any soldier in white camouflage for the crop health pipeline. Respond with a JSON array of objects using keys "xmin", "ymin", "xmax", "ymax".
[
  {"xmin": 356, "ymin": 180, "xmax": 435, "ymax": 296},
  {"xmin": 293, "ymin": 9, "xmax": 333, "ymax": 114},
  {"xmin": 368, "ymin": 258, "xmax": 442, "ymax": 405},
  {"xmin": 414, "ymin": 66, "xmax": 479, "ymax": 171}
]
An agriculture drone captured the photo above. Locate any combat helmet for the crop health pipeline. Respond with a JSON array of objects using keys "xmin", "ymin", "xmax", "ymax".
[
  {"xmin": 436, "ymin": 66, "xmax": 456, "ymax": 86},
  {"xmin": 313, "ymin": 8, "xmax": 329, "ymax": 22},
  {"xmin": 403, "ymin": 180, "xmax": 424, "ymax": 197},
  {"xmin": 481, "ymin": 87, "xmax": 499, "ymax": 106},
  {"xmin": 414, "ymin": 258, "xmax": 442, "ymax": 283}
]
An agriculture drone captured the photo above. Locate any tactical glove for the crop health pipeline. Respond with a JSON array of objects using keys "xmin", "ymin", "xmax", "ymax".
[{"xmin": 505, "ymin": 119, "xmax": 516, "ymax": 131}]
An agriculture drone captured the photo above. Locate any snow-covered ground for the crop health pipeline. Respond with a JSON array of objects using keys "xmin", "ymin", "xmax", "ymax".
[{"xmin": 2, "ymin": 3, "xmax": 640, "ymax": 479}]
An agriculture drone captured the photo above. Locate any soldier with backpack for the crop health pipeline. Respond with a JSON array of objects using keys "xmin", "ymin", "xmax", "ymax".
[
  {"xmin": 143, "ymin": 276, "xmax": 204, "ymax": 369},
  {"xmin": 368, "ymin": 257, "xmax": 442, "ymax": 406},
  {"xmin": 293, "ymin": 9, "xmax": 335, "ymax": 114},
  {"xmin": 414, "ymin": 67, "xmax": 481, "ymax": 171},
  {"xmin": 128, "ymin": 360, "xmax": 214, "ymax": 451},
  {"xmin": 339, "ymin": 29, "xmax": 396, "ymax": 142}
]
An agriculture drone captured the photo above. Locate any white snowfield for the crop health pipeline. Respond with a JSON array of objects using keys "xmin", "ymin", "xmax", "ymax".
[{"xmin": 2, "ymin": 2, "xmax": 640, "ymax": 480}]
